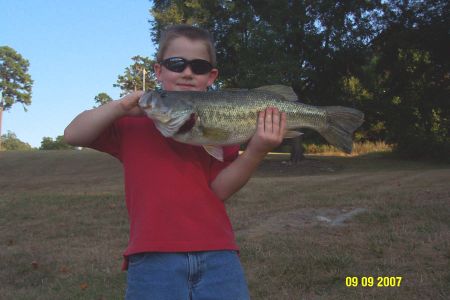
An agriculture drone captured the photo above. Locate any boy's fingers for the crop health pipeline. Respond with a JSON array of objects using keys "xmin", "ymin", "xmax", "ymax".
[
  {"xmin": 280, "ymin": 112, "xmax": 287, "ymax": 135},
  {"xmin": 131, "ymin": 91, "xmax": 145, "ymax": 102},
  {"xmin": 123, "ymin": 91, "xmax": 144, "ymax": 102},
  {"xmin": 272, "ymin": 108, "xmax": 280, "ymax": 133},
  {"xmin": 257, "ymin": 110, "xmax": 265, "ymax": 133},
  {"xmin": 119, "ymin": 91, "xmax": 146, "ymax": 113},
  {"xmin": 265, "ymin": 108, "xmax": 273, "ymax": 132}
]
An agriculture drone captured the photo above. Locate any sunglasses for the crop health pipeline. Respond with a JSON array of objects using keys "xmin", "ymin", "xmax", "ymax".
[{"xmin": 160, "ymin": 57, "xmax": 214, "ymax": 75}]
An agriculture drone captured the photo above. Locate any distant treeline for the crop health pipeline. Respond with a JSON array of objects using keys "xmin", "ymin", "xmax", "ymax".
[
  {"xmin": 0, "ymin": 132, "xmax": 74, "ymax": 151},
  {"xmin": 150, "ymin": 0, "xmax": 449, "ymax": 160}
]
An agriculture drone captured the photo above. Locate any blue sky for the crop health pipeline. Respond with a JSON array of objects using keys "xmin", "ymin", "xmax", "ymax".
[{"xmin": 1, "ymin": 0, "xmax": 156, "ymax": 147}]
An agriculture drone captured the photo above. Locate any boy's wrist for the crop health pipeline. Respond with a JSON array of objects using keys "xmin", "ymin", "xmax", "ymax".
[{"xmin": 241, "ymin": 147, "xmax": 267, "ymax": 164}]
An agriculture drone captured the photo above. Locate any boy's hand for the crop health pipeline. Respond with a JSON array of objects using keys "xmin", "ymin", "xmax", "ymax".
[
  {"xmin": 118, "ymin": 91, "xmax": 146, "ymax": 116},
  {"xmin": 246, "ymin": 107, "xmax": 287, "ymax": 158}
]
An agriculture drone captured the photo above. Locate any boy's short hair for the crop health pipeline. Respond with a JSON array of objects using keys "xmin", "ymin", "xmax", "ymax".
[{"xmin": 157, "ymin": 24, "xmax": 217, "ymax": 67}]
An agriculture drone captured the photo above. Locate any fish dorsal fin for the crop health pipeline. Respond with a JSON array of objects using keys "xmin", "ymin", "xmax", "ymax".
[
  {"xmin": 203, "ymin": 145, "xmax": 224, "ymax": 161},
  {"xmin": 284, "ymin": 131, "xmax": 304, "ymax": 139},
  {"xmin": 254, "ymin": 85, "xmax": 298, "ymax": 102}
]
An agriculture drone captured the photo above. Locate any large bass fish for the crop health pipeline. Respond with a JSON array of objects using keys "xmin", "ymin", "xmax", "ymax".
[{"xmin": 139, "ymin": 85, "xmax": 364, "ymax": 161}]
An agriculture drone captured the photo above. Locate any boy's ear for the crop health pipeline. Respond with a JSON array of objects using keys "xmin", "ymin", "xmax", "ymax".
[
  {"xmin": 207, "ymin": 68, "xmax": 219, "ymax": 86},
  {"xmin": 154, "ymin": 63, "xmax": 162, "ymax": 81}
]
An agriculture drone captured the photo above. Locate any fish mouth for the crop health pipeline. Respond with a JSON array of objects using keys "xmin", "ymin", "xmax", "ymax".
[
  {"xmin": 138, "ymin": 91, "xmax": 154, "ymax": 109},
  {"xmin": 176, "ymin": 113, "xmax": 197, "ymax": 134}
]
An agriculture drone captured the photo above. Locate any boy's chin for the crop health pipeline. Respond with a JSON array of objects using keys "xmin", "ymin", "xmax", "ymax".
[{"xmin": 175, "ymin": 84, "xmax": 206, "ymax": 91}]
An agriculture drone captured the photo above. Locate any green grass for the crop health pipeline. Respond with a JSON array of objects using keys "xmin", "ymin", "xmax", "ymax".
[
  {"xmin": 0, "ymin": 193, "xmax": 128, "ymax": 299},
  {"xmin": 1, "ymin": 150, "xmax": 449, "ymax": 299}
]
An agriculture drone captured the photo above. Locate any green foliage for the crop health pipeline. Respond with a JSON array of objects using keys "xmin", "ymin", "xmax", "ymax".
[
  {"xmin": 113, "ymin": 55, "xmax": 157, "ymax": 96},
  {"xmin": 0, "ymin": 46, "xmax": 33, "ymax": 111},
  {"xmin": 370, "ymin": 0, "xmax": 450, "ymax": 160},
  {"xmin": 94, "ymin": 92, "xmax": 112, "ymax": 107},
  {"xmin": 39, "ymin": 135, "xmax": 75, "ymax": 150},
  {"xmin": 149, "ymin": 0, "xmax": 449, "ymax": 160},
  {"xmin": 160, "ymin": 1, "xmax": 377, "ymax": 93},
  {"xmin": 0, "ymin": 131, "xmax": 33, "ymax": 150}
]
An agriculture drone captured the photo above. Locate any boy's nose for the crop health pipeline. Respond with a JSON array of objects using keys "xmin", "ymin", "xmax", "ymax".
[{"xmin": 181, "ymin": 65, "xmax": 194, "ymax": 76}]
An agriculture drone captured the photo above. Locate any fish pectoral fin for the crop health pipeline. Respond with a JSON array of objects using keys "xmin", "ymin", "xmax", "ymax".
[
  {"xmin": 201, "ymin": 128, "xmax": 230, "ymax": 161},
  {"xmin": 202, "ymin": 127, "xmax": 230, "ymax": 142},
  {"xmin": 203, "ymin": 145, "xmax": 224, "ymax": 162},
  {"xmin": 284, "ymin": 130, "xmax": 304, "ymax": 139},
  {"xmin": 254, "ymin": 85, "xmax": 298, "ymax": 102}
]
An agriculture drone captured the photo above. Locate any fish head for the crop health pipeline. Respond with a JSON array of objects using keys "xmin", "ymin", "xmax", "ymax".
[
  {"xmin": 139, "ymin": 90, "xmax": 173, "ymax": 122},
  {"xmin": 139, "ymin": 90, "xmax": 194, "ymax": 137}
]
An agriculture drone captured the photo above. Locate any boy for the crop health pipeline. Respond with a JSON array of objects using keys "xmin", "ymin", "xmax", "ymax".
[{"xmin": 64, "ymin": 24, "xmax": 286, "ymax": 299}]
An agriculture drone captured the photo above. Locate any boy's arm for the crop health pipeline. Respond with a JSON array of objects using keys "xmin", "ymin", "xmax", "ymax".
[
  {"xmin": 210, "ymin": 107, "xmax": 286, "ymax": 201},
  {"xmin": 64, "ymin": 91, "xmax": 144, "ymax": 147}
]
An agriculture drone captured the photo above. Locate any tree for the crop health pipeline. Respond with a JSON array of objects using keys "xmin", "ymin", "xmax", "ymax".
[
  {"xmin": 151, "ymin": 0, "xmax": 379, "ymax": 92},
  {"xmin": 370, "ymin": 0, "xmax": 450, "ymax": 160},
  {"xmin": 114, "ymin": 55, "xmax": 157, "ymax": 96},
  {"xmin": 0, "ymin": 46, "xmax": 33, "ymax": 149},
  {"xmin": 0, "ymin": 131, "xmax": 33, "ymax": 150},
  {"xmin": 94, "ymin": 92, "xmax": 113, "ymax": 107},
  {"xmin": 39, "ymin": 135, "xmax": 75, "ymax": 150}
]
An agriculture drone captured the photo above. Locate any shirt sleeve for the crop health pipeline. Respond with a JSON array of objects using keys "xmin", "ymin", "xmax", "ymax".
[
  {"xmin": 209, "ymin": 145, "xmax": 240, "ymax": 183},
  {"xmin": 87, "ymin": 119, "xmax": 122, "ymax": 160}
]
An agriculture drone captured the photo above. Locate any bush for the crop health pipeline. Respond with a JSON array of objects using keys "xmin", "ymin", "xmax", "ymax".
[{"xmin": 39, "ymin": 135, "xmax": 75, "ymax": 150}]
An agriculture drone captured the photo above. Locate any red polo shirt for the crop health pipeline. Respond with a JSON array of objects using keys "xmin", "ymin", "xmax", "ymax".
[{"xmin": 89, "ymin": 116, "xmax": 240, "ymax": 269}]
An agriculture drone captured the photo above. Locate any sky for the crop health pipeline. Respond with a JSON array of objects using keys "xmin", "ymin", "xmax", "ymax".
[{"xmin": 0, "ymin": 0, "xmax": 156, "ymax": 147}]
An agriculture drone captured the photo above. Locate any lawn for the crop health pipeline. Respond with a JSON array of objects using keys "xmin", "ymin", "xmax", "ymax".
[{"xmin": 0, "ymin": 150, "xmax": 449, "ymax": 299}]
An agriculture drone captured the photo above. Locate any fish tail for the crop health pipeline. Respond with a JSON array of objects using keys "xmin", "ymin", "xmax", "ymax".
[{"xmin": 320, "ymin": 106, "xmax": 364, "ymax": 153}]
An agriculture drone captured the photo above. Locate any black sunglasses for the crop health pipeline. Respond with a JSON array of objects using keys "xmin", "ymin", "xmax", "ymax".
[{"xmin": 160, "ymin": 57, "xmax": 213, "ymax": 75}]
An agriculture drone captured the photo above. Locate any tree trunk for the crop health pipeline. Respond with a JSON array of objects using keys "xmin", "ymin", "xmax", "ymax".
[
  {"xmin": 0, "ymin": 104, "xmax": 3, "ymax": 150},
  {"xmin": 290, "ymin": 135, "xmax": 305, "ymax": 164}
]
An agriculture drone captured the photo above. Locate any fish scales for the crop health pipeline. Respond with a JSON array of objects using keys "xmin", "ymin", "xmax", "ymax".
[
  {"xmin": 190, "ymin": 90, "xmax": 327, "ymax": 141},
  {"xmin": 191, "ymin": 91, "xmax": 264, "ymax": 144}
]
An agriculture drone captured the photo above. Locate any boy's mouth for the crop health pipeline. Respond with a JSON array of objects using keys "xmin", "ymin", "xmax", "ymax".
[{"xmin": 176, "ymin": 83, "xmax": 197, "ymax": 90}]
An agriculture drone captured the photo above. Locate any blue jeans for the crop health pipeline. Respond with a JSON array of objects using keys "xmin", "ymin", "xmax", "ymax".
[{"xmin": 125, "ymin": 251, "xmax": 250, "ymax": 300}]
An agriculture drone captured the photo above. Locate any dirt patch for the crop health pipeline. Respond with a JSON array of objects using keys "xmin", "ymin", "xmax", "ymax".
[{"xmin": 236, "ymin": 207, "xmax": 368, "ymax": 237}]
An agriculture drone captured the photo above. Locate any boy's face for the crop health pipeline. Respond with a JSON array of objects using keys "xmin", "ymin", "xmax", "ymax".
[{"xmin": 155, "ymin": 37, "xmax": 218, "ymax": 91}]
